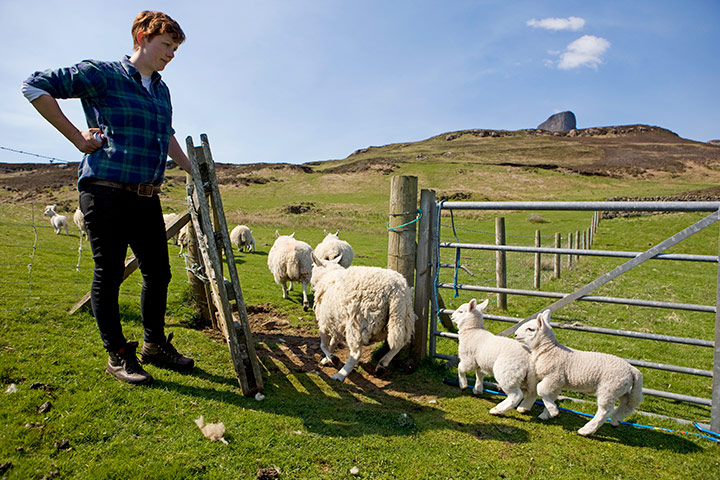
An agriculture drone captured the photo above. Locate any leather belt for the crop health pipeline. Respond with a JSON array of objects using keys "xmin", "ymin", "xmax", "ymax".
[{"xmin": 85, "ymin": 179, "xmax": 161, "ymax": 197}]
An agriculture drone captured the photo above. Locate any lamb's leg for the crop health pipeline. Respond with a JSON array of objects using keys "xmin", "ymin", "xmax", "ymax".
[
  {"xmin": 376, "ymin": 344, "xmax": 403, "ymax": 370},
  {"xmin": 302, "ymin": 281, "xmax": 309, "ymax": 311},
  {"xmin": 332, "ymin": 347, "xmax": 361, "ymax": 382},
  {"xmin": 517, "ymin": 386, "xmax": 538, "ymax": 413},
  {"xmin": 472, "ymin": 371, "xmax": 485, "ymax": 395},
  {"xmin": 457, "ymin": 362, "xmax": 470, "ymax": 390},
  {"xmin": 578, "ymin": 397, "xmax": 615, "ymax": 436},
  {"xmin": 281, "ymin": 281, "xmax": 289, "ymax": 299},
  {"xmin": 319, "ymin": 331, "xmax": 336, "ymax": 366},
  {"xmin": 536, "ymin": 378, "xmax": 561, "ymax": 420},
  {"xmin": 288, "ymin": 281, "xmax": 294, "ymax": 292},
  {"xmin": 610, "ymin": 393, "xmax": 634, "ymax": 426},
  {"xmin": 490, "ymin": 387, "xmax": 524, "ymax": 415}
]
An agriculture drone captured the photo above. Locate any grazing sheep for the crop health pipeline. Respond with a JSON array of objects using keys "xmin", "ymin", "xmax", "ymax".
[
  {"xmin": 314, "ymin": 230, "xmax": 353, "ymax": 268},
  {"xmin": 311, "ymin": 254, "xmax": 416, "ymax": 382},
  {"xmin": 230, "ymin": 225, "xmax": 255, "ymax": 253},
  {"xmin": 514, "ymin": 310, "xmax": 644, "ymax": 436},
  {"xmin": 163, "ymin": 213, "xmax": 179, "ymax": 245},
  {"xmin": 452, "ymin": 298, "xmax": 537, "ymax": 415},
  {"xmin": 43, "ymin": 204, "xmax": 69, "ymax": 235},
  {"xmin": 267, "ymin": 231, "xmax": 313, "ymax": 310},
  {"xmin": 73, "ymin": 207, "xmax": 87, "ymax": 238}
]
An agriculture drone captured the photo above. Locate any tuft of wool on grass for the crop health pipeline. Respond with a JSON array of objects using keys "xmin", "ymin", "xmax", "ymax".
[{"xmin": 194, "ymin": 416, "xmax": 228, "ymax": 445}]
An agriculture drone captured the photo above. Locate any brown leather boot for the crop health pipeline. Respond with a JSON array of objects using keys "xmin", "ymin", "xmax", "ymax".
[
  {"xmin": 106, "ymin": 341, "xmax": 154, "ymax": 385},
  {"xmin": 140, "ymin": 332, "xmax": 194, "ymax": 371}
]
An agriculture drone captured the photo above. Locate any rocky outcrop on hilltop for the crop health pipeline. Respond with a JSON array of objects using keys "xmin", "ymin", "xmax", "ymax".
[{"xmin": 538, "ymin": 111, "xmax": 577, "ymax": 132}]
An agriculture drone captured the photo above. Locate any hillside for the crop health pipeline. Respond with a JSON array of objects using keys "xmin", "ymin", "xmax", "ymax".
[{"xmin": 2, "ymin": 124, "xmax": 720, "ymax": 212}]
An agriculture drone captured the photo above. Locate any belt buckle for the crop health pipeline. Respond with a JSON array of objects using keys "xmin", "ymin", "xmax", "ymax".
[{"xmin": 137, "ymin": 183, "xmax": 154, "ymax": 197}]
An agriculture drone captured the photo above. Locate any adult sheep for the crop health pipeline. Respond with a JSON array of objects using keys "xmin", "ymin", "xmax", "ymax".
[
  {"xmin": 515, "ymin": 309, "xmax": 643, "ymax": 436},
  {"xmin": 230, "ymin": 225, "xmax": 255, "ymax": 253},
  {"xmin": 73, "ymin": 207, "xmax": 87, "ymax": 238},
  {"xmin": 314, "ymin": 230, "xmax": 353, "ymax": 268},
  {"xmin": 267, "ymin": 231, "xmax": 313, "ymax": 311},
  {"xmin": 43, "ymin": 204, "xmax": 69, "ymax": 235},
  {"xmin": 311, "ymin": 254, "xmax": 416, "ymax": 382}
]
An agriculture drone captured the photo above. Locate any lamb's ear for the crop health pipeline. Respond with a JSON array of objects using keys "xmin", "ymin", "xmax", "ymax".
[
  {"xmin": 478, "ymin": 299, "xmax": 489, "ymax": 312},
  {"xmin": 334, "ymin": 230, "xmax": 339, "ymax": 236},
  {"xmin": 311, "ymin": 252, "xmax": 323, "ymax": 267},
  {"xmin": 468, "ymin": 298, "xmax": 477, "ymax": 310},
  {"xmin": 330, "ymin": 254, "xmax": 343, "ymax": 265},
  {"xmin": 323, "ymin": 229, "xmax": 328, "ymax": 235},
  {"xmin": 539, "ymin": 309, "xmax": 551, "ymax": 327},
  {"xmin": 275, "ymin": 230, "xmax": 280, "ymax": 238}
]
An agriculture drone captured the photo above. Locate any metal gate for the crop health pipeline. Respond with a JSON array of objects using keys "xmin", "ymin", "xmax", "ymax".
[{"xmin": 426, "ymin": 200, "xmax": 720, "ymax": 433}]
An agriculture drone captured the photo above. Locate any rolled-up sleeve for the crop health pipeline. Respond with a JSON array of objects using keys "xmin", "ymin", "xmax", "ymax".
[{"xmin": 24, "ymin": 61, "xmax": 107, "ymax": 100}]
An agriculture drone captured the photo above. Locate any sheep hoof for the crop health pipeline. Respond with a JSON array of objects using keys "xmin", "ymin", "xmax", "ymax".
[
  {"xmin": 577, "ymin": 426, "xmax": 595, "ymax": 436},
  {"xmin": 516, "ymin": 407, "xmax": 529, "ymax": 414},
  {"xmin": 539, "ymin": 412, "xmax": 550, "ymax": 421},
  {"xmin": 488, "ymin": 407, "xmax": 502, "ymax": 415},
  {"xmin": 331, "ymin": 373, "xmax": 346, "ymax": 382},
  {"xmin": 472, "ymin": 388, "xmax": 483, "ymax": 396},
  {"xmin": 303, "ymin": 305, "xmax": 309, "ymax": 312}
]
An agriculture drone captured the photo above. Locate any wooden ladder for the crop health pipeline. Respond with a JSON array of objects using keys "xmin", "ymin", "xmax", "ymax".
[{"xmin": 186, "ymin": 134, "xmax": 264, "ymax": 396}]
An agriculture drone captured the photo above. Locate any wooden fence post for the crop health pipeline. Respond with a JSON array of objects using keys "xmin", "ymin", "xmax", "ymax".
[
  {"xmin": 575, "ymin": 230, "xmax": 580, "ymax": 262},
  {"xmin": 568, "ymin": 232, "xmax": 574, "ymax": 268},
  {"xmin": 388, "ymin": 176, "xmax": 418, "ymax": 287},
  {"xmin": 554, "ymin": 233, "xmax": 561, "ymax": 279},
  {"xmin": 496, "ymin": 217, "xmax": 507, "ymax": 310},
  {"xmin": 534, "ymin": 230, "xmax": 541, "ymax": 289},
  {"xmin": 412, "ymin": 189, "xmax": 435, "ymax": 361}
]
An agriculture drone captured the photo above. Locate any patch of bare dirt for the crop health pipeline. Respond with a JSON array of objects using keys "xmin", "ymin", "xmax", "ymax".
[{"xmin": 320, "ymin": 157, "xmax": 398, "ymax": 175}]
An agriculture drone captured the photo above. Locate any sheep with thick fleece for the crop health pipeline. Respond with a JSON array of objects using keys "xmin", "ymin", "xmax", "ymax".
[
  {"xmin": 452, "ymin": 298, "xmax": 537, "ymax": 414},
  {"xmin": 514, "ymin": 309, "xmax": 643, "ymax": 436},
  {"xmin": 267, "ymin": 231, "xmax": 313, "ymax": 310},
  {"xmin": 314, "ymin": 230, "xmax": 353, "ymax": 268},
  {"xmin": 310, "ymin": 254, "xmax": 415, "ymax": 382},
  {"xmin": 43, "ymin": 204, "xmax": 69, "ymax": 235},
  {"xmin": 230, "ymin": 225, "xmax": 255, "ymax": 253},
  {"xmin": 73, "ymin": 207, "xmax": 87, "ymax": 238}
]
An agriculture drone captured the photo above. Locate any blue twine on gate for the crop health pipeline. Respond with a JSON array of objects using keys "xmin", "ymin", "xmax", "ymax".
[
  {"xmin": 387, "ymin": 208, "xmax": 423, "ymax": 231},
  {"xmin": 449, "ymin": 209, "xmax": 460, "ymax": 297},
  {"xmin": 432, "ymin": 201, "xmax": 445, "ymax": 326},
  {"xmin": 445, "ymin": 378, "xmax": 720, "ymax": 443}
]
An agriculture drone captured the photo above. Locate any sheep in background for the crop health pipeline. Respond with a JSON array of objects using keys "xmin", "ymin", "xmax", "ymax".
[
  {"xmin": 514, "ymin": 309, "xmax": 643, "ymax": 436},
  {"xmin": 314, "ymin": 230, "xmax": 353, "ymax": 268},
  {"xmin": 163, "ymin": 213, "xmax": 179, "ymax": 245},
  {"xmin": 43, "ymin": 204, "xmax": 69, "ymax": 235},
  {"xmin": 73, "ymin": 207, "xmax": 87, "ymax": 238},
  {"xmin": 230, "ymin": 225, "xmax": 255, "ymax": 253},
  {"xmin": 267, "ymin": 231, "xmax": 313, "ymax": 311},
  {"xmin": 178, "ymin": 224, "xmax": 190, "ymax": 256},
  {"xmin": 311, "ymin": 254, "xmax": 415, "ymax": 382},
  {"xmin": 452, "ymin": 298, "xmax": 537, "ymax": 415}
]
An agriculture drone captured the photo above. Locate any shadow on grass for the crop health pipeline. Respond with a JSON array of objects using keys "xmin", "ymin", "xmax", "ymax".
[{"xmin": 150, "ymin": 334, "xmax": 531, "ymax": 443}]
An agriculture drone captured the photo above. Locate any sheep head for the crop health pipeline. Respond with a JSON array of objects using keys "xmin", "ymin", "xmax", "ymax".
[
  {"xmin": 514, "ymin": 309, "xmax": 556, "ymax": 348},
  {"xmin": 451, "ymin": 298, "xmax": 489, "ymax": 331}
]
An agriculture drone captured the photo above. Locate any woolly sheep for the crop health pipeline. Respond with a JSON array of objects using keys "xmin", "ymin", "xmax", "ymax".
[
  {"xmin": 73, "ymin": 207, "xmax": 87, "ymax": 238},
  {"xmin": 314, "ymin": 230, "xmax": 353, "ymax": 268},
  {"xmin": 43, "ymin": 204, "xmax": 69, "ymax": 235},
  {"xmin": 230, "ymin": 225, "xmax": 255, "ymax": 253},
  {"xmin": 452, "ymin": 298, "xmax": 537, "ymax": 415},
  {"xmin": 514, "ymin": 309, "xmax": 644, "ymax": 436},
  {"xmin": 267, "ymin": 231, "xmax": 313, "ymax": 311},
  {"xmin": 163, "ymin": 213, "xmax": 179, "ymax": 245},
  {"xmin": 310, "ymin": 254, "xmax": 416, "ymax": 382}
]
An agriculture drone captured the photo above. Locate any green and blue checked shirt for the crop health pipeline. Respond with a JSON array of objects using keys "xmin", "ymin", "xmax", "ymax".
[{"xmin": 25, "ymin": 56, "xmax": 175, "ymax": 187}]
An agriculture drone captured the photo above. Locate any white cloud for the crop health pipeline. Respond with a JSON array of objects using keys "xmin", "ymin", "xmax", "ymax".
[
  {"xmin": 526, "ymin": 16, "xmax": 585, "ymax": 31},
  {"xmin": 556, "ymin": 35, "xmax": 611, "ymax": 70}
]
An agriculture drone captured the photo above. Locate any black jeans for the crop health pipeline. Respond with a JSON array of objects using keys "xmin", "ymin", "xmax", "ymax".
[{"xmin": 79, "ymin": 184, "xmax": 171, "ymax": 352}]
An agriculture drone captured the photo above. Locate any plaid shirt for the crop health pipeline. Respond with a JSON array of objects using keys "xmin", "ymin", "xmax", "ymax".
[{"xmin": 25, "ymin": 56, "xmax": 175, "ymax": 186}]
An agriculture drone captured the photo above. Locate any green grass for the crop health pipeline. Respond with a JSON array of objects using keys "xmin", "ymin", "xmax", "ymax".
[{"xmin": 2, "ymin": 152, "xmax": 720, "ymax": 478}]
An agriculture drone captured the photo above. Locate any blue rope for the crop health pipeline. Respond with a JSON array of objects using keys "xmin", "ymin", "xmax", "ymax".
[
  {"xmin": 387, "ymin": 208, "xmax": 423, "ymax": 231},
  {"xmin": 449, "ymin": 209, "xmax": 460, "ymax": 298},
  {"xmin": 432, "ymin": 201, "xmax": 444, "ymax": 326},
  {"xmin": 448, "ymin": 379, "xmax": 720, "ymax": 442}
]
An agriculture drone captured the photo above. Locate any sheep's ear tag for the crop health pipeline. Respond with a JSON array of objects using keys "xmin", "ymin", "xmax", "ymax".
[{"xmin": 478, "ymin": 299, "xmax": 489, "ymax": 311}]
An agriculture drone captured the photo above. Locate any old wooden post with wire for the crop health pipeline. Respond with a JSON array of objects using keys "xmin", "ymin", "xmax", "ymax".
[
  {"xmin": 388, "ymin": 175, "xmax": 418, "ymax": 286},
  {"xmin": 186, "ymin": 134, "xmax": 263, "ymax": 396},
  {"xmin": 413, "ymin": 189, "xmax": 435, "ymax": 360},
  {"xmin": 495, "ymin": 217, "xmax": 507, "ymax": 310}
]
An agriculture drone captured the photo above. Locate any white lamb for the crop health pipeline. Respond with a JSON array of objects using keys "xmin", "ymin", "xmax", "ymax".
[
  {"xmin": 73, "ymin": 207, "xmax": 87, "ymax": 238},
  {"xmin": 311, "ymin": 254, "xmax": 416, "ymax": 382},
  {"xmin": 452, "ymin": 298, "xmax": 537, "ymax": 415},
  {"xmin": 514, "ymin": 309, "xmax": 644, "ymax": 436},
  {"xmin": 267, "ymin": 231, "xmax": 313, "ymax": 311},
  {"xmin": 314, "ymin": 230, "xmax": 353, "ymax": 268},
  {"xmin": 178, "ymin": 224, "xmax": 190, "ymax": 256},
  {"xmin": 43, "ymin": 204, "xmax": 69, "ymax": 235},
  {"xmin": 230, "ymin": 225, "xmax": 255, "ymax": 253}
]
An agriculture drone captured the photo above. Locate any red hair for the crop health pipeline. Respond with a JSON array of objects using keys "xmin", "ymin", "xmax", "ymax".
[{"xmin": 131, "ymin": 11, "xmax": 185, "ymax": 50}]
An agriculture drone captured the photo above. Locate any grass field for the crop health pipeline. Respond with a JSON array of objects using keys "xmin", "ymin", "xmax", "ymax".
[{"xmin": 2, "ymin": 133, "xmax": 720, "ymax": 478}]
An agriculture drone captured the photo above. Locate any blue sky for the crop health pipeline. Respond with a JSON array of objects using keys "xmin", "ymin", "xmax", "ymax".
[{"xmin": 1, "ymin": 0, "xmax": 718, "ymax": 165}]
